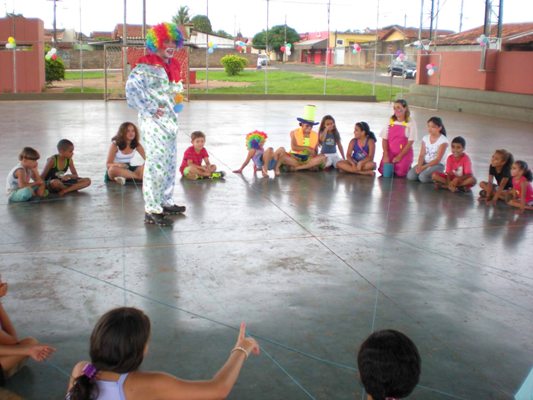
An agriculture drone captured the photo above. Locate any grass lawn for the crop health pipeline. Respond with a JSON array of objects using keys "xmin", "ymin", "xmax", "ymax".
[
  {"xmin": 192, "ymin": 70, "xmax": 403, "ymax": 102},
  {"xmin": 63, "ymin": 87, "xmax": 104, "ymax": 93},
  {"xmin": 65, "ymin": 71, "xmax": 106, "ymax": 79}
]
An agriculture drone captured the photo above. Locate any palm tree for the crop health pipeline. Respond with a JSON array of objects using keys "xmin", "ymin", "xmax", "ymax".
[{"xmin": 172, "ymin": 6, "xmax": 190, "ymax": 26}]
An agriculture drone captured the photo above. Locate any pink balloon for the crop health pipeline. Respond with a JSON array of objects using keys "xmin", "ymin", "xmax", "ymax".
[
  {"xmin": 427, "ymin": 68, "xmax": 435, "ymax": 76},
  {"xmin": 425, "ymin": 63, "xmax": 433, "ymax": 70}
]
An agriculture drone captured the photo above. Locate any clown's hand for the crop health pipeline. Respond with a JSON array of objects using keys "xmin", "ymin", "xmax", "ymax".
[{"xmin": 171, "ymin": 80, "xmax": 184, "ymax": 94}]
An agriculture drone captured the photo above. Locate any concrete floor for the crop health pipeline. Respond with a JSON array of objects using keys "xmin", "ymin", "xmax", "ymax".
[{"xmin": 0, "ymin": 100, "xmax": 532, "ymax": 400}]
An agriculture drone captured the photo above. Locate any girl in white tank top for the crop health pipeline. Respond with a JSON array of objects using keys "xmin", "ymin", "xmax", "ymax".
[{"xmin": 106, "ymin": 122, "xmax": 146, "ymax": 184}]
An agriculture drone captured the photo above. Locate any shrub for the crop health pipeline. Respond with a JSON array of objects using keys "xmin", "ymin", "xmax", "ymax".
[
  {"xmin": 220, "ymin": 55, "xmax": 248, "ymax": 76},
  {"xmin": 45, "ymin": 57, "xmax": 65, "ymax": 85}
]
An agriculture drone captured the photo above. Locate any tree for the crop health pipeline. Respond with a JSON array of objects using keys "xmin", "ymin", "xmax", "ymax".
[
  {"xmin": 191, "ymin": 15, "xmax": 212, "ymax": 34},
  {"xmin": 172, "ymin": 6, "xmax": 190, "ymax": 26},
  {"xmin": 252, "ymin": 25, "xmax": 299, "ymax": 55},
  {"xmin": 214, "ymin": 29, "xmax": 233, "ymax": 39}
]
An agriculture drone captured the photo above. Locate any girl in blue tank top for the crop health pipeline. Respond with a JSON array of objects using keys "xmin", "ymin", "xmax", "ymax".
[
  {"xmin": 67, "ymin": 307, "xmax": 260, "ymax": 400},
  {"xmin": 336, "ymin": 122, "xmax": 377, "ymax": 176}
]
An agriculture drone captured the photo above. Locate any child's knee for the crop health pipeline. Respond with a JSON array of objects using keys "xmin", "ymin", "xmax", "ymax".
[{"xmin": 19, "ymin": 337, "xmax": 38, "ymax": 346}]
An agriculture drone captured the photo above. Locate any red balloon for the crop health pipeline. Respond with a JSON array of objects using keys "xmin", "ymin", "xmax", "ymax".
[
  {"xmin": 280, "ymin": 46, "xmax": 286, "ymax": 53},
  {"xmin": 51, "ymin": 54, "xmax": 57, "ymax": 60}
]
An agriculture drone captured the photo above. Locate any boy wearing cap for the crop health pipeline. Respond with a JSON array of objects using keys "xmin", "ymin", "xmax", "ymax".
[{"xmin": 280, "ymin": 105, "xmax": 327, "ymax": 172}]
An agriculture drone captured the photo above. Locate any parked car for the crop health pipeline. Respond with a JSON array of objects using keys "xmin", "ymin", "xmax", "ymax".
[
  {"xmin": 257, "ymin": 54, "xmax": 269, "ymax": 67},
  {"xmin": 387, "ymin": 60, "xmax": 417, "ymax": 79}
]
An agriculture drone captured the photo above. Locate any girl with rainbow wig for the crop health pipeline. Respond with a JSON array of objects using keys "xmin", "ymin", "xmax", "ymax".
[
  {"xmin": 233, "ymin": 131, "xmax": 285, "ymax": 177},
  {"xmin": 125, "ymin": 22, "xmax": 186, "ymax": 226}
]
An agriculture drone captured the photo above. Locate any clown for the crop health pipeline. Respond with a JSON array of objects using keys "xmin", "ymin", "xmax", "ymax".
[{"xmin": 126, "ymin": 22, "xmax": 186, "ymax": 226}]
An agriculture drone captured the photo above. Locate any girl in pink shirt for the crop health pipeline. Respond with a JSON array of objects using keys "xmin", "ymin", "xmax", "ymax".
[{"xmin": 508, "ymin": 160, "xmax": 533, "ymax": 212}]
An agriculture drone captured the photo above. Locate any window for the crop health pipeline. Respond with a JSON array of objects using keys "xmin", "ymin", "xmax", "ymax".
[{"xmin": 336, "ymin": 39, "xmax": 344, "ymax": 46}]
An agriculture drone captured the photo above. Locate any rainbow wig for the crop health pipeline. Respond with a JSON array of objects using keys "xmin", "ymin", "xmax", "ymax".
[
  {"xmin": 146, "ymin": 22, "xmax": 184, "ymax": 53},
  {"xmin": 246, "ymin": 130, "xmax": 268, "ymax": 150}
]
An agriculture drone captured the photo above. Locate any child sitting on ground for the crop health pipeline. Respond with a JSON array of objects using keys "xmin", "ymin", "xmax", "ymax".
[
  {"xmin": 407, "ymin": 116, "xmax": 448, "ymax": 183},
  {"xmin": 508, "ymin": 160, "xmax": 533, "ymax": 213},
  {"xmin": 478, "ymin": 149, "xmax": 514, "ymax": 205},
  {"xmin": 0, "ymin": 277, "xmax": 55, "ymax": 385},
  {"xmin": 5, "ymin": 147, "xmax": 47, "ymax": 202},
  {"xmin": 180, "ymin": 131, "xmax": 224, "ymax": 180},
  {"xmin": 106, "ymin": 122, "xmax": 146, "ymax": 185},
  {"xmin": 336, "ymin": 121, "xmax": 377, "ymax": 176},
  {"xmin": 318, "ymin": 115, "xmax": 345, "ymax": 169},
  {"xmin": 233, "ymin": 130, "xmax": 285, "ymax": 177},
  {"xmin": 357, "ymin": 329, "xmax": 421, "ymax": 400},
  {"xmin": 66, "ymin": 307, "xmax": 259, "ymax": 400},
  {"xmin": 41, "ymin": 139, "xmax": 91, "ymax": 196},
  {"xmin": 432, "ymin": 136, "xmax": 476, "ymax": 192}
]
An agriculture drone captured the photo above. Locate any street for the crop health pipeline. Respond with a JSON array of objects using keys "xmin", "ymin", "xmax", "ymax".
[{"xmin": 271, "ymin": 61, "xmax": 414, "ymax": 89}]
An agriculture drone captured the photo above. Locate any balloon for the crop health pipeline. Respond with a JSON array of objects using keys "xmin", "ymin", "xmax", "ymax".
[
  {"xmin": 426, "ymin": 63, "xmax": 433, "ymax": 70},
  {"xmin": 174, "ymin": 103, "xmax": 184, "ymax": 113},
  {"xmin": 208, "ymin": 47, "xmax": 214, "ymax": 54},
  {"xmin": 427, "ymin": 68, "xmax": 435, "ymax": 76},
  {"xmin": 51, "ymin": 54, "xmax": 57, "ymax": 60},
  {"xmin": 174, "ymin": 94, "xmax": 184, "ymax": 103},
  {"xmin": 208, "ymin": 41, "xmax": 213, "ymax": 48},
  {"xmin": 7, "ymin": 36, "xmax": 15, "ymax": 44},
  {"xmin": 395, "ymin": 50, "xmax": 402, "ymax": 56},
  {"xmin": 286, "ymin": 48, "xmax": 291, "ymax": 56},
  {"xmin": 50, "ymin": 48, "xmax": 57, "ymax": 54},
  {"xmin": 280, "ymin": 46, "xmax": 285, "ymax": 53},
  {"xmin": 213, "ymin": 43, "xmax": 218, "ymax": 49},
  {"xmin": 6, "ymin": 43, "xmax": 15, "ymax": 49},
  {"xmin": 286, "ymin": 43, "xmax": 292, "ymax": 48},
  {"xmin": 45, "ymin": 54, "xmax": 51, "ymax": 60}
]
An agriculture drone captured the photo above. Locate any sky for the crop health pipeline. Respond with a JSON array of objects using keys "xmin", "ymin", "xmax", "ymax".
[{"xmin": 4, "ymin": 0, "xmax": 530, "ymax": 38}]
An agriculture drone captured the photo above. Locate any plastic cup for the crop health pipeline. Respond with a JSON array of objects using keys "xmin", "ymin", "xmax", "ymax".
[{"xmin": 383, "ymin": 163, "xmax": 394, "ymax": 178}]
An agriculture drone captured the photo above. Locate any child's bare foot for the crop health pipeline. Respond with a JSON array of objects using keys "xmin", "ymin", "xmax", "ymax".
[
  {"xmin": 274, "ymin": 168, "xmax": 280, "ymax": 176},
  {"xmin": 262, "ymin": 168, "xmax": 268, "ymax": 177}
]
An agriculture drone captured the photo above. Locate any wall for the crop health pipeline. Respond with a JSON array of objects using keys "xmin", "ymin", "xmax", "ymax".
[
  {"xmin": 188, "ymin": 48, "xmax": 257, "ymax": 68},
  {"xmin": 494, "ymin": 52, "xmax": 533, "ymax": 94},
  {"xmin": 0, "ymin": 17, "xmax": 45, "ymax": 93},
  {"xmin": 417, "ymin": 50, "xmax": 533, "ymax": 95}
]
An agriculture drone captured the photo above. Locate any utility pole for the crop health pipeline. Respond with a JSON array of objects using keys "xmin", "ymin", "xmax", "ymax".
[
  {"xmin": 497, "ymin": 0, "xmax": 503, "ymax": 39},
  {"xmin": 123, "ymin": 0, "xmax": 128, "ymax": 81},
  {"xmin": 483, "ymin": 0, "xmax": 491, "ymax": 36},
  {"xmin": 418, "ymin": 0, "xmax": 424, "ymax": 42},
  {"xmin": 284, "ymin": 14, "xmax": 287, "ymax": 63},
  {"xmin": 459, "ymin": 0, "xmax": 464, "ymax": 32},
  {"xmin": 265, "ymin": 0, "xmax": 269, "ymax": 94},
  {"xmin": 142, "ymin": 0, "xmax": 146, "ymax": 39},
  {"xmin": 47, "ymin": 0, "xmax": 62, "ymax": 44},
  {"xmin": 324, "ymin": 0, "xmax": 330, "ymax": 95},
  {"xmin": 429, "ymin": 0, "xmax": 435, "ymax": 42}
]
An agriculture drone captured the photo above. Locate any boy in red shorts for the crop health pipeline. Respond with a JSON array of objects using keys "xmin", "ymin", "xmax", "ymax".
[{"xmin": 432, "ymin": 136, "xmax": 476, "ymax": 192}]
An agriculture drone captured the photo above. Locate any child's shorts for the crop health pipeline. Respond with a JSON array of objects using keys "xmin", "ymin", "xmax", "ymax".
[
  {"xmin": 255, "ymin": 157, "xmax": 276, "ymax": 171},
  {"xmin": 435, "ymin": 172, "xmax": 474, "ymax": 189},
  {"xmin": 290, "ymin": 153, "xmax": 310, "ymax": 163},
  {"xmin": 104, "ymin": 165, "xmax": 139, "ymax": 182},
  {"xmin": 182, "ymin": 166, "xmax": 192, "ymax": 177},
  {"xmin": 324, "ymin": 153, "xmax": 342, "ymax": 168},
  {"xmin": 8, "ymin": 187, "xmax": 33, "ymax": 202}
]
